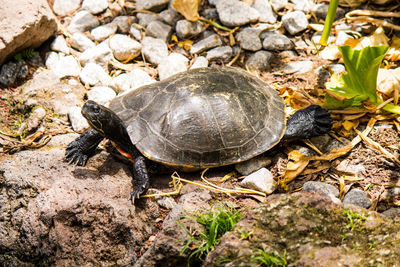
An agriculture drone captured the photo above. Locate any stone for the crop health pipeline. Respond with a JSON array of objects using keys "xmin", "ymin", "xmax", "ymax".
[
  {"xmin": 313, "ymin": 4, "xmax": 345, "ymax": 20},
  {"xmin": 206, "ymin": 46, "xmax": 232, "ymax": 62},
  {"xmin": 158, "ymin": 8, "xmax": 182, "ymax": 26},
  {"xmin": 189, "ymin": 56, "xmax": 208, "ymax": 69},
  {"xmin": 311, "ymin": 32, "xmax": 335, "ymax": 45},
  {"xmin": 381, "ymin": 208, "xmax": 400, "ymax": 220},
  {"xmin": 216, "ymin": 0, "xmax": 260, "ymax": 27},
  {"xmin": 109, "ymin": 34, "xmax": 142, "ymax": 62},
  {"xmin": 0, "ymin": 61, "xmax": 28, "ymax": 87},
  {"xmin": 190, "ymin": 34, "xmax": 222, "ymax": 54},
  {"xmin": 145, "ymin": 20, "xmax": 173, "ymax": 42},
  {"xmin": 158, "ymin": 53, "xmax": 188, "ymax": 80},
  {"xmin": 0, "ymin": 145, "xmax": 161, "ymax": 266},
  {"xmin": 0, "ymin": 0, "xmax": 57, "ymax": 65},
  {"xmin": 79, "ymin": 40, "xmax": 113, "ymax": 67},
  {"xmin": 91, "ymin": 23, "xmax": 118, "ymax": 42},
  {"xmin": 201, "ymin": 8, "xmax": 219, "ymax": 20},
  {"xmin": 236, "ymin": 29, "xmax": 262, "ymax": 51},
  {"xmin": 291, "ymin": 0, "xmax": 315, "ymax": 12},
  {"xmin": 270, "ymin": 0, "xmax": 288, "ymax": 11},
  {"xmin": 70, "ymin": 32, "xmax": 96, "ymax": 52},
  {"xmin": 80, "ymin": 63, "xmax": 112, "ymax": 86},
  {"xmin": 82, "ymin": 0, "xmax": 108, "ymax": 14},
  {"xmin": 135, "ymin": 0, "xmax": 169, "ymax": 12},
  {"xmin": 137, "ymin": 13, "xmax": 158, "ymax": 27},
  {"xmin": 87, "ymin": 86, "xmax": 117, "ymax": 105},
  {"xmin": 262, "ymin": 31, "xmax": 294, "ymax": 50},
  {"xmin": 50, "ymin": 35, "xmax": 70, "ymax": 54},
  {"xmin": 246, "ymin": 50, "xmax": 274, "ymax": 71},
  {"xmin": 235, "ymin": 155, "xmax": 272, "ymax": 175},
  {"xmin": 128, "ymin": 68, "xmax": 156, "ymax": 91},
  {"xmin": 112, "ymin": 16, "xmax": 135, "ymax": 34},
  {"xmin": 282, "ymin": 11, "xmax": 308, "ymax": 35},
  {"xmin": 53, "ymin": 0, "xmax": 81, "ymax": 16},
  {"xmin": 130, "ymin": 26, "xmax": 143, "ymax": 40},
  {"xmin": 252, "ymin": 0, "xmax": 277, "ymax": 23},
  {"xmin": 141, "ymin": 37, "xmax": 168, "ymax": 65},
  {"xmin": 281, "ymin": 60, "xmax": 313, "ymax": 74},
  {"xmin": 68, "ymin": 106, "xmax": 90, "ymax": 133},
  {"xmin": 111, "ymin": 73, "xmax": 131, "ymax": 93},
  {"xmin": 241, "ymin": 168, "xmax": 277, "ymax": 194},
  {"xmin": 336, "ymin": 31, "xmax": 354, "ymax": 46},
  {"xmin": 67, "ymin": 10, "xmax": 99, "ymax": 33},
  {"xmin": 48, "ymin": 54, "xmax": 81, "ymax": 78},
  {"xmin": 175, "ymin": 20, "xmax": 204, "ymax": 39},
  {"xmin": 343, "ymin": 189, "xmax": 371, "ymax": 209},
  {"xmin": 302, "ymin": 181, "xmax": 340, "ymax": 197}
]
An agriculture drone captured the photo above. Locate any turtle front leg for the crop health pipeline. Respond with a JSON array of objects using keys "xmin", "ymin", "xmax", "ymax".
[
  {"xmin": 65, "ymin": 129, "xmax": 104, "ymax": 166},
  {"xmin": 130, "ymin": 155, "xmax": 150, "ymax": 200}
]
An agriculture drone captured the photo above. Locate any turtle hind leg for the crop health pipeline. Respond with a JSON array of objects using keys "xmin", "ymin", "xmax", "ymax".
[
  {"xmin": 65, "ymin": 129, "xmax": 104, "ymax": 166},
  {"xmin": 283, "ymin": 105, "xmax": 332, "ymax": 140}
]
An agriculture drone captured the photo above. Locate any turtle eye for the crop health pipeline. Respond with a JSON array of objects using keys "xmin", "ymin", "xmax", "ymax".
[{"xmin": 92, "ymin": 105, "xmax": 100, "ymax": 114}]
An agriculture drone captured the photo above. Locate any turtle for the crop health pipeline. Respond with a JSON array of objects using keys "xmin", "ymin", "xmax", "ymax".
[{"xmin": 65, "ymin": 66, "xmax": 332, "ymax": 200}]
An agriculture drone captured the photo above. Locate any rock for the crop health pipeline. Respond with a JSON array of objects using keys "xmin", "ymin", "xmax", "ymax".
[
  {"xmin": 141, "ymin": 37, "xmax": 168, "ymax": 65},
  {"xmin": 0, "ymin": 146, "xmax": 161, "ymax": 266},
  {"xmin": 80, "ymin": 63, "xmax": 112, "ymax": 86},
  {"xmin": 137, "ymin": 13, "xmax": 158, "ymax": 28},
  {"xmin": 111, "ymin": 73, "xmax": 131, "ymax": 93},
  {"xmin": 53, "ymin": 0, "xmax": 81, "ymax": 16},
  {"xmin": 216, "ymin": 0, "xmax": 260, "ymax": 27},
  {"xmin": 50, "ymin": 35, "xmax": 70, "ymax": 54},
  {"xmin": 241, "ymin": 168, "xmax": 277, "ymax": 194},
  {"xmin": 246, "ymin": 50, "xmax": 274, "ymax": 71},
  {"xmin": 201, "ymin": 8, "xmax": 219, "ymax": 20},
  {"xmin": 291, "ymin": 0, "xmax": 315, "ymax": 12},
  {"xmin": 204, "ymin": 192, "xmax": 400, "ymax": 265},
  {"xmin": 206, "ymin": 46, "xmax": 232, "ymax": 62},
  {"xmin": 130, "ymin": 26, "xmax": 143, "ymax": 40},
  {"xmin": 68, "ymin": 106, "xmax": 90, "ymax": 133},
  {"xmin": 79, "ymin": 40, "xmax": 113, "ymax": 67},
  {"xmin": 158, "ymin": 53, "xmax": 188, "ymax": 80},
  {"xmin": 0, "ymin": 0, "xmax": 57, "ymax": 65},
  {"xmin": 235, "ymin": 156, "xmax": 272, "ymax": 176},
  {"xmin": 109, "ymin": 34, "xmax": 142, "ymax": 62},
  {"xmin": 133, "ymin": 189, "xmax": 212, "ymax": 266},
  {"xmin": 128, "ymin": 68, "xmax": 156, "ymax": 91},
  {"xmin": 112, "ymin": 16, "xmax": 135, "ymax": 34},
  {"xmin": 189, "ymin": 56, "xmax": 208, "ymax": 69},
  {"xmin": 82, "ymin": 0, "xmax": 108, "ymax": 14},
  {"xmin": 281, "ymin": 60, "xmax": 313, "ymax": 74},
  {"xmin": 145, "ymin": 20, "xmax": 173, "ymax": 42},
  {"xmin": 252, "ymin": 0, "xmax": 277, "ymax": 23},
  {"xmin": 335, "ymin": 31, "xmax": 354, "ymax": 46},
  {"xmin": 313, "ymin": 3, "xmax": 346, "ymax": 20},
  {"xmin": 236, "ymin": 29, "xmax": 262, "ymax": 51},
  {"xmin": 90, "ymin": 23, "xmax": 118, "ymax": 42},
  {"xmin": 381, "ymin": 208, "xmax": 400, "ymax": 220},
  {"xmin": 135, "ymin": 0, "xmax": 169, "ymax": 12},
  {"xmin": 67, "ymin": 10, "xmax": 99, "ymax": 33},
  {"xmin": 70, "ymin": 32, "xmax": 96, "ymax": 52},
  {"xmin": 302, "ymin": 181, "xmax": 340, "ymax": 197},
  {"xmin": 270, "ymin": 0, "xmax": 288, "ymax": 11},
  {"xmin": 158, "ymin": 8, "xmax": 182, "ymax": 26},
  {"xmin": 282, "ymin": 11, "xmax": 308, "ymax": 35},
  {"xmin": 175, "ymin": 20, "xmax": 203, "ymax": 39},
  {"xmin": 48, "ymin": 54, "xmax": 81, "ymax": 78},
  {"xmin": 311, "ymin": 31, "xmax": 335, "ymax": 45},
  {"xmin": 190, "ymin": 34, "xmax": 222, "ymax": 54},
  {"xmin": 262, "ymin": 31, "xmax": 294, "ymax": 50},
  {"xmin": 0, "ymin": 61, "xmax": 29, "ymax": 87},
  {"xmin": 87, "ymin": 86, "xmax": 117, "ymax": 105},
  {"xmin": 343, "ymin": 189, "xmax": 371, "ymax": 209}
]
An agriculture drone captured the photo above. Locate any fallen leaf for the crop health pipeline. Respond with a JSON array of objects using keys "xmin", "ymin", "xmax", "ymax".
[
  {"xmin": 172, "ymin": 0, "xmax": 200, "ymax": 21},
  {"xmin": 377, "ymin": 67, "xmax": 400, "ymax": 96}
]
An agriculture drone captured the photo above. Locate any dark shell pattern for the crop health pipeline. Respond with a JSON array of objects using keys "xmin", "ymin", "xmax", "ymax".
[{"xmin": 108, "ymin": 67, "xmax": 286, "ymax": 168}]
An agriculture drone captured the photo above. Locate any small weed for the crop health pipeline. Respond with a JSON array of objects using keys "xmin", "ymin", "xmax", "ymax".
[
  {"xmin": 251, "ymin": 248, "xmax": 287, "ymax": 267},
  {"xmin": 343, "ymin": 209, "xmax": 366, "ymax": 232},
  {"xmin": 364, "ymin": 184, "xmax": 374, "ymax": 191},
  {"xmin": 13, "ymin": 48, "xmax": 36, "ymax": 62},
  {"xmin": 239, "ymin": 230, "xmax": 253, "ymax": 240},
  {"xmin": 368, "ymin": 242, "xmax": 375, "ymax": 249},
  {"xmin": 179, "ymin": 203, "xmax": 243, "ymax": 262}
]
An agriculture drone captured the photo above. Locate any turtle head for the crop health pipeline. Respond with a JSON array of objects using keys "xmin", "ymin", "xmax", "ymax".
[{"xmin": 82, "ymin": 100, "xmax": 119, "ymax": 137}]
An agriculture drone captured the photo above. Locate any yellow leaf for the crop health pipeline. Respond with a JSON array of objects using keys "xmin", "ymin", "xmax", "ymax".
[
  {"xmin": 355, "ymin": 27, "xmax": 389, "ymax": 49},
  {"xmin": 280, "ymin": 150, "xmax": 310, "ymax": 188},
  {"xmin": 171, "ymin": 34, "xmax": 178, "ymax": 43},
  {"xmin": 377, "ymin": 67, "xmax": 400, "ymax": 96},
  {"xmin": 172, "ymin": 0, "xmax": 200, "ymax": 21},
  {"xmin": 177, "ymin": 39, "xmax": 193, "ymax": 50}
]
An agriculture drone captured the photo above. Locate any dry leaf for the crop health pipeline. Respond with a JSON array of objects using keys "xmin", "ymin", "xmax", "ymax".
[
  {"xmin": 172, "ymin": 0, "xmax": 200, "ymax": 21},
  {"xmin": 280, "ymin": 150, "xmax": 310, "ymax": 189},
  {"xmin": 354, "ymin": 27, "xmax": 389, "ymax": 49},
  {"xmin": 377, "ymin": 68, "xmax": 400, "ymax": 97}
]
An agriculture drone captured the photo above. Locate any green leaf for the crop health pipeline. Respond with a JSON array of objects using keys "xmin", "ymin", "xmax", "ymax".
[{"xmin": 324, "ymin": 45, "xmax": 388, "ymax": 109}]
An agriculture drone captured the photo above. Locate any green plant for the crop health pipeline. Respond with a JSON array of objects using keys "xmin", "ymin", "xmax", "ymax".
[
  {"xmin": 13, "ymin": 48, "xmax": 36, "ymax": 62},
  {"xmin": 251, "ymin": 248, "xmax": 287, "ymax": 267},
  {"xmin": 324, "ymin": 45, "xmax": 400, "ymax": 114},
  {"xmin": 343, "ymin": 209, "xmax": 366, "ymax": 232},
  {"xmin": 319, "ymin": 0, "xmax": 339, "ymax": 47},
  {"xmin": 179, "ymin": 203, "xmax": 242, "ymax": 261},
  {"xmin": 239, "ymin": 230, "xmax": 253, "ymax": 240}
]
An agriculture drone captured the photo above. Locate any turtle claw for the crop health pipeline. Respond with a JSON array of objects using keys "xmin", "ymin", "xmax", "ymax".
[
  {"xmin": 130, "ymin": 184, "xmax": 148, "ymax": 200},
  {"xmin": 65, "ymin": 142, "xmax": 89, "ymax": 166}
]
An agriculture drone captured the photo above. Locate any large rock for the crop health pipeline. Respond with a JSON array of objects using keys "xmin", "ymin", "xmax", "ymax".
[
  {"xmin": 0, "ymin": 0, "xmax": 57, "ymax": 65},
  {"xmin": 205, "ymin": 192, "xmax": 400, "ymax": 265},
  {"xmin": 0, "ymin": 136, "xmax": 161, "ymax": 266}
]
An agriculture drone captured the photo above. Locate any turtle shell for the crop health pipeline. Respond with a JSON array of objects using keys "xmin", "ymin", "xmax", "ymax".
[{"xmin": 108, "ymin": 67, "xmax": 286, "ymax": 168}]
